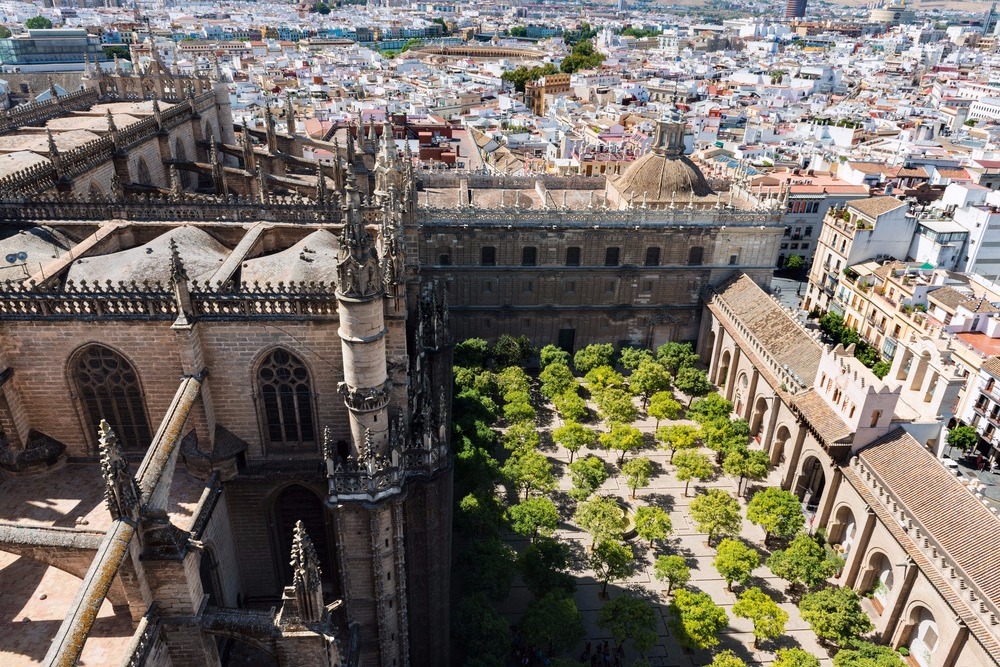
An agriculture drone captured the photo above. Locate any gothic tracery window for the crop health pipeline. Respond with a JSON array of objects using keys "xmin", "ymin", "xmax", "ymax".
[
  {"xmin": 258, "ymin": 349, "xmax": 316, "ymax": 449},
  {"xmin": 74, "ymin": 345, "xmax": 151, "ymax": 450}
]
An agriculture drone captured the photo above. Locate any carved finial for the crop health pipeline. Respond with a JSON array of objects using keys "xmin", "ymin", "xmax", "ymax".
[
  {"xmin": 285, "ymin": 95, "xmax": 296, "ymax": 136},
  {"xmin": 264, "ymin": 103, "xmax": 277, "ymax": 153},
  {"xmin": 169, "ymin": 237, "xmax": 188, "ymax": 282},
  {"xmin": 46, "ymin": 129, "xmax": 62, "ymax": 175},
  {"xmin": 169, "ymin": 164, "xmax": 182, "ymax": 196},
  {"xmin": 322, "ymin": 425, "xmax": 336, "ymax": 462},
  {"xmin": 316, "ymin": 162, "xmax": 328, "ymax": 204},
  {"xmin": 363, "ymin": 429, "xmax": 376, "ymax": 460},
  {"xmin": 98, "ymin": 420, "xmax": 140, "ymax": 521},
  {"xmin": 152, "ymin": 99, "xmax": 162, "ymax": 130},
  {"xmin": 283, "ymin": 520, "xmax": 324, "ymax": 625}
]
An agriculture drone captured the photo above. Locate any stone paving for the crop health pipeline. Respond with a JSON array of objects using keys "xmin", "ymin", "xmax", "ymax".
[
  {"xmin": 495, "ymin": 395, "xmax": 836, "ymax": 667},
  {"xmin": 0, "ymin": 550, "xmax": 132, "ymax": 666}
]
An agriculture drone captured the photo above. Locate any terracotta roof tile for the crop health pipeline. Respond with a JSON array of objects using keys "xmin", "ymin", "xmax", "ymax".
[
  {"xmin": 791, "ymin": 390, "xmax": 853, "ymax": 444},
  {"xmin": 858, "ymin": 429, "xmax": 1000, "ymax": 612},
  {"xmin": 712, "ymin": 275, "xmax": 823, "ymax": 384},
  {"xmin": 849, "ymin": 196, "xmax": 907, "ymax": 219}
]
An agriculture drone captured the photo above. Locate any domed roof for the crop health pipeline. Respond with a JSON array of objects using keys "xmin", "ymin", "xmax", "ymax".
[
  {"xmin": 608, "ymin": 112, "xmax": 712, "ymax": 205},
  {"xmin": 612, "ymin": 152, "xmax": 711, "ymax": 203}
]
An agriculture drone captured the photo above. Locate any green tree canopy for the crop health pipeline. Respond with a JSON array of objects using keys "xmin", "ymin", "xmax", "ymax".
[
  {"xmin": 507, "ymin": 496, "xmax": 560, "ymax": 540},
  {"xmin": 732, "ymin": 586, "xmax": 788, "ymax": 648},
  {"xmin": 688, "ymin": 393, "xmax": 733, "ymax": 424},
  {"xmin": 774, "ymin": 648, "xmax": 821, "ymax": 667},
  {"xmin": 689, "ymin": 489, "xmax": 742, "ymax": 546},
  {"xmin": 669, "ymin": 589, "xmax": 728, "ymax": 650},
  {"xmin": 674, "ymin": 367, "xmax": 712, "ymax": 402},
  {"xmin": 713, "ymin": 538, "xmax": 760, "ymax": 591},
  {"xmin": 454, "ymin": 338, "xmax": 489, "ymax": 367},
  {"xmin": 574, "ymin": 495, "xmax": 626, "ymax": 546},
  {"xmin": 597, "ymin": 594, "xmax": 658, "ymax": 654},
  {"xmin": 453, "ymin": 592, "xmax": 512, "ymax": 663},
  {"xmin": 621, "ymin": 456, "xmax": 654, "ymax": 498},
  {"xmin": 491, "ymin": 333, "xmax": 534, "ymax": 367},
  {"xmin": 710, "ymin": 651, "xmax": 748, "ymax": 667},
  {"xmin": 599, "ymin": 422, "xmax": 644, "ymax": 465},
  {"xmin": 519, "ymin": 591, "xmax": 585, "ymax": 655},
  {"xmin": 648, "ymin": 391, "xmax": 682, "ymax": 428},
  {"xmin": 540, "ymin": 361, "xmax": 576, "ymax": 399},
  {"xmin": 502, "ymin": 449, "xmax": 555, "ymax": 499},
  {"xmin": 560, "ymin": 39, "xmax": 605, "ymax": 73},
  {"xmin": 501, "ymin": 63, "xmax": 559, "ymax": 92},
  {"xmin": 519, "ymin": 536, "xmax": 575, "ymax": 599},
  {"xmin": 497, "ymin": 365, "xmax": 531, "ymax": 396},
  {"xmin": 574, "ymin": 343, "xmax": 615, "ymax": 373},
  {"xmin": 703, "ymin": 418, "xmax": 750, "ymax": 461},
  {"xmin": 673, "ymin": 450, "xmax": 715, "ymax": 496},
  {"xmin": 25, "ymin": 16, "xmax": 53, "ymax": 29},
  {"xmin": 553, "ymin": 389, "xmax": 588, "ymax": 421},
  {"xmin": 596, "ymin": 388, "xmax": 639, "ymax": 425},
  {"xmin": 947, "ymin": 424, "xmax": 977, "ymax": 455},
  {"xmin": 539, "ymin": 343, "xmax": 570, "ymax": 368},
  {"xmin": 553, "ymin": 420, "xmax": 597, "ymax": 462},
  {"xmin": 785, "ymin": 254, "xmax": 805, "ymax": 272},
  {"xmin": 0, "ymin": 26, "xmax": 11, "ymax": 38},
  {"xmin": 459, "ymin": 536, "xmax": 517, "ymax": 600},
  {"xmin": 585, "ymin": 365, "xmax": 626, "ymax": 395},
  {"xmin": 656, "ymin": 424, "xmax": 701, "ymax": 462},
  {"xmin": 503, "ymin": 421, "xmax": 541, "ymax": 452},
  {"xmin": 746, "ymin": 487, "xmax": 805, "ymax": 544},
  {"xmin": 798, "ymin": 587, "xmax": 873, "ymax": 646},
  {"xmin": 654, "ymin": 554, "xmax": 690, "ymax": 594},
  {"xmin": 503, "ymin": 398, "xmax": 536, "ymax": 423},
  {"xmin": 457, "ymin": 492, "xmax": 504, "ymax": 538},
  {"xmin": 766, "ymin": 532, "xmax": 844, "ymax": 591},
  {"xmin": 619, "ymin": 346, "xmax": 653, "ymax": 371},
  {"xmin": 722, "ymin": 447, "xmax": 770, "ymax": 496},
  {"xmin": 832, "ymin": 640, "xmax": 906, "ymax": 667},
  {"xmin": 634, "ymin": 505, "xmax": 672, "ymax": 546},
  {"xmin": 656, "ymin": 341, "xmax": 699, "ymax": 374},
  {"xmin": 629, "ymin": 359, "xmax": 672, "ymax": 407},
  {"xmin": 589, "ymin": 538, "xmax": 635, "ymax": 595},
  {"xmin": 568, "ymin": 454, "xmax": 609, "ymax": 501}
]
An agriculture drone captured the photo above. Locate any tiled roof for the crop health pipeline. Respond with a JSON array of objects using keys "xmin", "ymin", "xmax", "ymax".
[
  {"xmin": 982, "ymin": 356, "xmax": 1000, "ymax": 378},
  {"xmin": 849, "ymin": 196, "xmax": 907, "ymax": 219},
  {"xmin": 791, "ymin": 390, "xmax": 853, "ymax": 445},
  {"xmin": 928, "ymin": 285, "xmax": 968, "ymax": 311},
  {"xmin": 712, "ymin": 274, "xmax": 823, "ymax": 384},
  {"xmin": 856, "ymin": 428, "xmax": 1000, "ymax": 614}
]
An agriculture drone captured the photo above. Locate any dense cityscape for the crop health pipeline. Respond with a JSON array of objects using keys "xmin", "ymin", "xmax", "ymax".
[{"xmin": 0, "ymin": 0, "xmax": 998, "ymax": 666}]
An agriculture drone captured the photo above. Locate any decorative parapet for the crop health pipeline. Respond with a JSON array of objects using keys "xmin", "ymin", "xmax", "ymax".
[
  {"xmin": 417, "ymin": 204, "xmax": 782, "ymax": 229},
  {"xmin": 849, "ymin": 455, "xmax": 1000, "ymax": 633},
  {"xmin": 338, "ymin": 379, "xmax": 392, "ymax": 413},
  {"xmin": 0, "ymin": 89, "xmax": 99, "ymax": 136},
  {"xmin": 0, "ymin": 279, "xmax": 340, "ymax": 321},
  {"xmin": 327, "ymin": 445, "xmax": 404, "ymax": 503},
  {"xmin": 122, "ymin": 604, "xmax": 162, "ymax": 667}
]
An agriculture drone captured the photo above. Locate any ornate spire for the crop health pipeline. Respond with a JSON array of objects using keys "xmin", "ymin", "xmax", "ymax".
[
  {"xmin": 256, "ymin": 166, "xmax": 269, "ymax": 204},
  {"xmin": 285, "ymin": 96, "xmax": 296, "ymax": 136},
  {"xmin": 336, "ymin": 174, "xmax": 382, "ymax": 299},
  {"xmin": 106, "ymin": 109, "xmax": 121, "ymax": 151},
  {"xmin": 287, "ymin": 520, "xmax": 323, "ymax": 624},
  {"xmin": 46, "ymin": 129, "xmax": 62, "ymax": 175},
  {"xmin": 316, "ymin": 162, "xmax": 328, "ymax": 204},
  {"xmin": 241, "ymin": 129, "xmax": 256, "ymax": 172},
  {"xmin": 169, "ymin": 238, "xmax": 193, "ymax": 324},
  {"xmin": 264, "ymin": 104, "xmax": 277, "ymax": 153},
  {"xmin": 98, "ymin": 420, "xmax": 140, "ymax": 521},
  {"xmin": 169, "ymin": 164, "xmax": 182, "ymax": 196},
  {"xmin": 152, "ymin": 99, "xmax": 163, "ymax": 131}
]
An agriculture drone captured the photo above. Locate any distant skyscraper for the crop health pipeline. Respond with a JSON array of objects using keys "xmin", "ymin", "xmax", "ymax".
[{"xmin": 785, "ymin": 0, "xmax": 806, "ymax": 19}]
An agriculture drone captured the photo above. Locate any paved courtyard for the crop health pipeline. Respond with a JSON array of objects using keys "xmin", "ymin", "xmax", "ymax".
[{"xmin": 494, "ymin": 397, "xmax": 836, "ymax": 667}]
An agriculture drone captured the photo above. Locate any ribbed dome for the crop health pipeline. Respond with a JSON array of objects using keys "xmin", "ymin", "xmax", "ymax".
[{"xmin": 611, "ymin": 152, "xmax": 712, "ymax": 204}]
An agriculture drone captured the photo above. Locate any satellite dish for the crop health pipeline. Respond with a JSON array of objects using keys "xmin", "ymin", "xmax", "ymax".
[{"xmin": 5, "ymin": 254, "xmax": 16, "ymax": 264}]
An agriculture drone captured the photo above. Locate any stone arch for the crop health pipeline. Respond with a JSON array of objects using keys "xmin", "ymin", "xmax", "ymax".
[
  {"xmin": 910, "ymin": 350, "xmax": 932, "ymax": 392},
  {"xmin": 901, "ymin": 604, "xmax": 939, "ymax": 667},
  {"xmin": 718, "ymin": 349, "xmax": 731, "ymax": 387},
  {"xmin": 794, "ymin": 454, "xmax": 826, "ymax": 515},
  {"xmin": 860, "ymin": 549, "xmax": 895, "ymax": 612},
  {"xmin": 135, "ymin": 155, "xmax": 153, "ymax": 185},
  {"xmin": 88, "ymin": 180, "xmax": 105, "ymax": 200},
  {"xmin": 172, "ymin": 140, "xmax": 193, "ymax": 189},
  {"xmin": 734, "ymin": 371, "xmax": 750, "ymax": 415},
  {"xmin": 269, "ymin": 483, "xmax": 339, "ymax": 598},
  {"xmin": 828, "ymin": 504, "xmax": 857, "ymax": 558},
  {"xmin": 770, "ymin": 424, "xmax": 791, "ymax": 466},
  {"xmin": 253, "ymin": 347, "xmax": 318, "ymax": 452},
  {"xmin": 701, "ymin": 328, "xmax": 716, "ymax": 366},
  {"xmin": 750, "ymin": 395, "xmax": 769, "ymax": 438},
  {"xmin": 69, "ymin": 343, "xmax": 152, "ymax": 452}
]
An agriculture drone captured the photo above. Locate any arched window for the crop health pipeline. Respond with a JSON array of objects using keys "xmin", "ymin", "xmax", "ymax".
[
  {"xmin": 258, "ymin": 349, "xmax": 316, "ymax": 448},
  {"xmin": 136, "ymin": 157, "xmax": 152, "ymax": 186},
  {"xmin": 74, "ymin": 345, "xmax": 151, "ymax": 450}
]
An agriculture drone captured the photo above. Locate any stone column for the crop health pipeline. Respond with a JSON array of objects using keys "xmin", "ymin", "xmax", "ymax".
[
  {"xmin": 882, "ymin": 558, "xmax": 919, "ymax": 644},
  {"xmin": 844, "ymin": 508, "xmax": 877, "ymax": 590}
]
